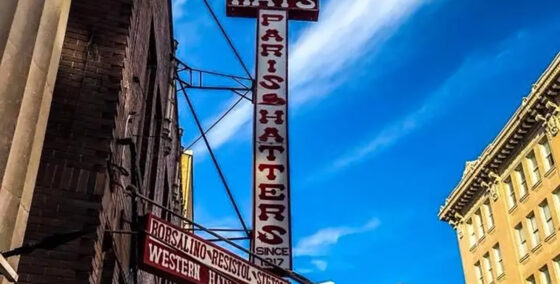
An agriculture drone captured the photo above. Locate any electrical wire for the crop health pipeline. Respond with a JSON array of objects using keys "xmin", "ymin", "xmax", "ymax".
[
  {"xmin": 129, "ymin": 185, "xmax": 314, "ymax": 284},
  {"xmin": 177, "ymin": 77, "xmax": 251, "ymax": 238},
  {"xmin": 201, "ymin": 0, "xmax": 253, "ymax": 80},
  {"xmin": 185, "ymin": 90, "xmax": 249, "ymax": 150}
]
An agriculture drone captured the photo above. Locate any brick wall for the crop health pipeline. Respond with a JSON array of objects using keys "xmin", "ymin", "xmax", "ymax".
[{"xmin": 17, "ymin": 0, "xmax": 182, "ymax": 283}]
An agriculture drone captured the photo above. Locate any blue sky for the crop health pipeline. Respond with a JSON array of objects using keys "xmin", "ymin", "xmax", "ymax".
[{"xmin": 171, "ymin": 0, "xmax": 560, "ymax": 283}]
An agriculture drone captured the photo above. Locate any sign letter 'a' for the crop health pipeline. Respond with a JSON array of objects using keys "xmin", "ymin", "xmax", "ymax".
[{"xmin": 226, "ymin": 0, "xmax": 319, "ymax": 273}]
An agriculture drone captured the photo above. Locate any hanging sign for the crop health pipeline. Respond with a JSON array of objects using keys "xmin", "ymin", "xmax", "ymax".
[
  {"xmin": 226, "ymin": 0, "xmax": 319, "ymax": 273},
  {"xmin": 140, "ymin": 213, "xmax": 289, "ymax": 284}
]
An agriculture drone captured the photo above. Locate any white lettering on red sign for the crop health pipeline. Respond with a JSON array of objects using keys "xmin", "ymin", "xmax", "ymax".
[
  {"xmin": 226, "ymin": 0, "xmax": 319, "ymax": 21},
  {"xmin": 251, "ymin": 9, "xmax": 292, "ymax": 271},
  {"xmin": 228, "ymin": 0, "xmax": 317, "ymax": 9},
  {"xmin": 141, "ymin": 214, "xmax": 289, "ymax": 284}
]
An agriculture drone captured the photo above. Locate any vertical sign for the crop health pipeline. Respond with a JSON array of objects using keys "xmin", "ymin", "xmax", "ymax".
[
  {"xmin": 252, "ymin": 9, "xmax": 291, "ymax": 271},
  {"xmin": 226, "ymin": 0, "xmax": 319, "ymax": 272}
]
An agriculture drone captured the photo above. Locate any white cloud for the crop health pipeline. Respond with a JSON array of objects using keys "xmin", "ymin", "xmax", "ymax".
[
  {"xmin": 290, "ymin": 0, "xmax": 424, "ymax": 104},
  {"xmin": 324, "ymin": 46, "xmax": 518, "ymax": 173},
  {"xmin": 188, "ymin": 0, "xmax": 425, "ymax": 154},
  {"xmin": 294, "ymin": 218, "xmax": 380, "ymax": 257},
  {"xmin": 327, "ymin": 104, "xmax": 428, "ymax": 172},
  {"xmin": 172, "ymin": 0, "xmax": 188, "ymax": 19},
  {"xmin": 311, "ymin": 260, "xmax": 329, "ymax": 271},
  {"xmin": 191, "ymin": 100, "xmax": 253, "ymax": 155}
]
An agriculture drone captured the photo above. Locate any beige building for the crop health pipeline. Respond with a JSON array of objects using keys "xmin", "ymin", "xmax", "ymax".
[
  {"xmin": 439, "ymin": 53, "xmax": 560, "ymax": 284},
  {"xmin": 0, "ymin": 1, "xmax": 72, "ymax": 281}
]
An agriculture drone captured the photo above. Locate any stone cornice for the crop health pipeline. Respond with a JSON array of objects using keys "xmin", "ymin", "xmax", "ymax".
[{"xmin": 439, "ymin": 53, "xmax": 560, "ymax": 224}]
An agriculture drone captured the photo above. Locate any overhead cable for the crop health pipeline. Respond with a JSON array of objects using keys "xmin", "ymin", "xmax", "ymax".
[
  {"xmin": 177, "ymin": 77, "xmax": 251, "ymax": 238},
  {"xmin": 200, "ymin": 0, "xmax": 253, "ymax": 80},
  {"xmin": 130, "ymin": 185, "xmax": 314, "ymax": 284},
  {"xmin": 185, "ymin": 90, "xmax": 249, "ymax": 149}
]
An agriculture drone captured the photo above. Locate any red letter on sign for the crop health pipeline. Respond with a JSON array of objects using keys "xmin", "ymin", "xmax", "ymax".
[
  {"xmin": 259, "ymin": 109, "xmax": 284, "ymax": 124},
  {"xmin": 261, "ymin": 14, "xmax": 285, "ymax": 26},
  {"xmin": 259, "ymin": 183, "xmax": 286, "ymax": 200},
  {"xmin": 259, "ymin": 93, "xmax": 286, "ymax": 106},
  {"xmin": 259, "ymin": 127, "xmax": 284, "ymax": 143},
  {"xmin": 259, "ymin": 75, "xmax": 284, "ymax": 89},
  {"xmin": 258, "ymin": 145, "xmax": 284, "ymax": 161},
  {"xmin": 258, "ymin": 226, "xmax": 287, "ymax": 245},
  {"xmin": 261, "ymin": 44, "xmax": 284, "ymax": 57},
  {"xmin": 259, "ymin": 204, "xmax": 286, "ymax": 221},
  {"xmin": 262, "ymin": 29, "xmax": 284, "ymax": 42},
  {"xmin": 258, "ymin": 164, "xmax": 285, "ymax": 180}
]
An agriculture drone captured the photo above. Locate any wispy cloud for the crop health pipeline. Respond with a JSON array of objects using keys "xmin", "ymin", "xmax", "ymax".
[
  {"xmin": 190, "ymin": 0, "xmax": 425, "ymax": 154},
  {"xmin": 290, "ymin": 0, "xmax": 424, "ymax": 104},
  {"xmin": 172, "ymin": 0, "xmax": 188, "ymax": 19},
  {"xmin": 322, "ymin": 41, "xmax": 524, "ymax": 174},
  {"xmin": 328, "ymin": 107, "xmax": 426, "ymax": 172},
  {"xmin": 311, "ymin": 260, "xmax": 329, "ymax": 271},
  {"xmin": 294, "ymin": 218, "xmax": 380, "ymax": 257}
]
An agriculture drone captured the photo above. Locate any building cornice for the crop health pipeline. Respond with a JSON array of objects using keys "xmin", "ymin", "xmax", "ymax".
[{"xmin": 439, "ymin": 53, "xmax": 560, "ymax": 225}]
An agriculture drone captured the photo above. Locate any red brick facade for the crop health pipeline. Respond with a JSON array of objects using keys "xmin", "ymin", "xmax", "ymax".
[{"xmin": 17, "ymin": 0, "xmax": 183, "ymax": 283}]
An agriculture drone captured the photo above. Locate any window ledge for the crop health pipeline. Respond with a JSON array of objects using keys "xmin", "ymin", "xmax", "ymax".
[
  {"xmin": 497, "ymin": 273, "xmax": 505, "ymax": 281},
  {"xmin": 509, "ymin": 204, "xmax": 519, "ymax": 214},
  {"xmin": 531, "ymin": 243, "xmax": 543, "ymax": 253},
  {"xmin": 531, "ymin": 180, "xmax": 542, "ymax": 190},
  {"xmin": 478, "ymin": 235, "xmax": 487, "ymax": 245},
  {"xmin": 545, "ymin": 167, "xmax": 556, "ymax": 178},
  {"xmin": 520, "ymin": 194, "xmax": 529, "ymax": 204},
  {"xmin": 520, "ymin": 254, "xmax": 530, "ymax": 263},
  {"xmin": 545, "ymin": 232, "xmax": 557, "ymax": 243},
  {"xmin": 488, "ymin": 226, "xmax": 496, "ymax": 235}
]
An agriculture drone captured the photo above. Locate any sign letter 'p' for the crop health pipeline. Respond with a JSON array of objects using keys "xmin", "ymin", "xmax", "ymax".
[{"xmin": 262, "ymin": 13, "xmax": 284, "ymax": 26}]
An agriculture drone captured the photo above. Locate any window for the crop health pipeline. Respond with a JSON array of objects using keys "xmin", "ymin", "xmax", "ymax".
[
  {"xmin": 475, "ymin": 262, "xmax": 484, "ymax": 284},
  {"xmin": 475, "ymin": 210, "xmax": 485, "ymax": 239},
  {"xmin": 540, "ymin": 200, "xmax": 555, "ymax": 237},
  {"xmin": 483, "ymin": 253, "xmax": 493, "ymax": 283},
  {"xmin": 540, "ymin": 139, "xmax": 555, "ymax": 172},
  {"xmin": 527, "ymin": 212, "xmax": 541, "ymax": 247},
  {"xmin": 492, "ymin": 244, "xmax": 504, "ymax": 276},
  {"xmin": 139, "ymin": 26, "xmax": 158, "ymax": 179},
  {"xmin": 516, "ymin": 223, "xmax": 528, "ymax": 257},
  {"xmin": 526, "ymin": 275, "xmax": 536, "ymax": 284},
  {"xmin": 147, "ymin": 93, "xmax": 162, "ymax": 205},
  {"xmin": 505, "ymin": 178, "xmax": 517, "ymax": 210},
  {"xmin": 516, "ymin": 165, "xmax": 528, "ymax": 197},
  {"xmin": 527, "ymin": 151, "xmax": 541, "ymax": 185},
  {"xmin": 468, "ymin": 218, "xmax": 476, "ymax": 247},
  {"xmin": 483, "ymin": 200, "xmax": 495, "ymax": 230},
  {"xmin": 540, "ymin": 265, "xmax": 551, "ymax": 284}
]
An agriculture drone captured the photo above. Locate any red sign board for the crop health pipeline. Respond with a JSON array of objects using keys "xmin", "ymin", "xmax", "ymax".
[
  {"xmin": 140, "ymin": 213, "xmax": 289, "ymax": 284},
  {"xmin": 226, "ymin": 0, "xmax": 319, "ymax": 21}
]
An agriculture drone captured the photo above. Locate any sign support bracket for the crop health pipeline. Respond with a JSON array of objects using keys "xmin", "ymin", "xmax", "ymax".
[{"xmin": 126, "ymin": 179, "xmax": 314, "ymax": 284}]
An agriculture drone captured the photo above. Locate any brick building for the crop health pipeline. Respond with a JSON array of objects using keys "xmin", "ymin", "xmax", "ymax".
[{"xmin": 0, "ymin": 0, "xmax": 185, "ymax": 283}]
